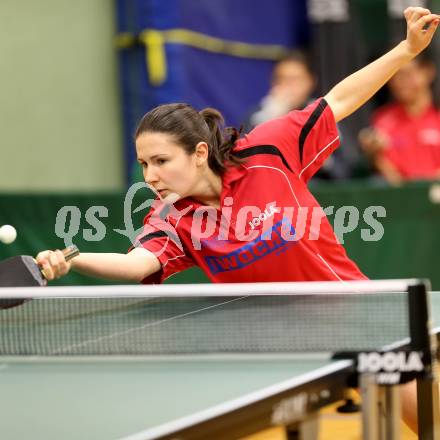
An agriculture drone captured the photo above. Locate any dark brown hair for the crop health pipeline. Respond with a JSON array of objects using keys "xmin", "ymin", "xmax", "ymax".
[{"xmin": 135, "ymin": 103, "xmax": 243, "ymax": 175}]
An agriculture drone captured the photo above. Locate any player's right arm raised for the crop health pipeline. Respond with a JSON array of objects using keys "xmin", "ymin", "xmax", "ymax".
[
  {"xmin": 36, "ymin": 247, "xmax": 161, "ymax": 282},
  {"xmin": 325, "ymin": 7, "xmax": 439, "ymax": 122}
]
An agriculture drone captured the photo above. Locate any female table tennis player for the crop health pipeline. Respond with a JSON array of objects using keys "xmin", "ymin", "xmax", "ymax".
[{"xmin": 37, "ymin": 7, "xmax": 439, "ymax": 433}]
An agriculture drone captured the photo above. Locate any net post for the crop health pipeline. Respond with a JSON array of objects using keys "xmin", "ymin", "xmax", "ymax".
[{"xmin": 407, "ymin": 280, "xmax": 439, "ymax": 440}]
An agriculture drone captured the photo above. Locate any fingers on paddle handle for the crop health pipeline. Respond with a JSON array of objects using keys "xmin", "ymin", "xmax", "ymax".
[
  {"xmin": 36, "ymin": 246, "xmax": 78, "ymax": 281},
  {"xmin": 62, "ymin": 245, "xmax": 80, "ymax": 262}
]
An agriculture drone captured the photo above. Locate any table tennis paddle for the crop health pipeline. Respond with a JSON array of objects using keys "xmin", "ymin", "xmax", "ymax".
[{"xmin": 0, "ymin": 245, "xmax": 80, "ymax": 309}]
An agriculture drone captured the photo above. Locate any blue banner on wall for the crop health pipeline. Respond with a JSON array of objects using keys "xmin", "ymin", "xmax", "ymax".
[{"xmin": 115, "ymin": 0, "xmax": 310, "ymax": 182}]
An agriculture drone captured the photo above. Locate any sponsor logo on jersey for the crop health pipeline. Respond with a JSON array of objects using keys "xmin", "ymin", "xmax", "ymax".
[
  {"xmin": 205, "ymin": 217, "xmax": 296, "ymax": 274},
  {"xmin": 249, "ymin": 205, "xmax": 281, "ymax": 230}
]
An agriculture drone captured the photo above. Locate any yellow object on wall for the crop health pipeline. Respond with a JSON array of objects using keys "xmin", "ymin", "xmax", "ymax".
[{"xmin": 115, "ymin": 28, "xmax": 291, "ymax": 86}]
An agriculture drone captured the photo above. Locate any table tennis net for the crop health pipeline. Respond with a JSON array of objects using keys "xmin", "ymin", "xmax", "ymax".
[{"xmin": 0, "ymin": 287, "xmax": 412, "ymax": 357}]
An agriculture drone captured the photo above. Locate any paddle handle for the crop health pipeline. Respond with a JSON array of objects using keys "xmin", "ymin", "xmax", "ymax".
[{"xmin": 62, "ymin": 245, "xmax": 80, "ymax": 262}]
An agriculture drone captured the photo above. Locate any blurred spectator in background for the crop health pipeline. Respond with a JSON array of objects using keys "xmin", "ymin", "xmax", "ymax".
[
  {"xmin": 244, "ymin": 52, "xmax": 316, "ymax": 129},
  {"xmin": 359, "ymin": 55, "xmax": 440, "ymax": 185},
  {"xmin": 243, "ymin": 51, "xmax": 355, "ymax": 181}
]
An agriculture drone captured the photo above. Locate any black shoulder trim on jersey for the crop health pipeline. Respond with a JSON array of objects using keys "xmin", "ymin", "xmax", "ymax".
[
  {"xmin": 139, "ymin": 230, "xmax": 168, "ymax": 244},
  {"xmin": 298, "ymin": 99, "xmax": 328, "ymax": 164},
  {"xmin": 234, "ymin": 145, "xmax": 292, "ymax": 172}
]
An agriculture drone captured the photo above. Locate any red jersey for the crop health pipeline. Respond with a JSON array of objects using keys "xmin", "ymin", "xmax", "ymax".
[
  {"xmin": 135, "ymin": 98, "xmax": 367, "ymax": 283},
  {"xmin": 373, "ymin": 103, "xmax": 440, "ymax": 180}
]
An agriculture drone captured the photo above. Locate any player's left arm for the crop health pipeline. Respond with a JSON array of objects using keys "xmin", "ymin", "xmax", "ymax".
[{"xmin": 325, "ymin": 7, "xmax": 439, "ymax": 123}]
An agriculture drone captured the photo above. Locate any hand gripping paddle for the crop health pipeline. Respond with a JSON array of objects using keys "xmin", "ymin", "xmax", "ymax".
[{"xmin": 0, "ymin": 245, "xmax": 79, "ymax": 309}]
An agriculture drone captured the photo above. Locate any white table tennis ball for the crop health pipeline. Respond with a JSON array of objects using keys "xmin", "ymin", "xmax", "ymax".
[
  {"xmin": 0, "ymin": 225, "xmax": 17, "ymax": 244},
  {"xmin": 429, "ymin": 183, "xmax": 440, "ymax": 204}
]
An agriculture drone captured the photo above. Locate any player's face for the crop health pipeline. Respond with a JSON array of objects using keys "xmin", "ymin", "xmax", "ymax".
[
  {"xmin": 389, "ymin": 61, "xmax": 434, "ymax": 104},
  {"xmin": 136, "ymin": 132, "xmax": 201, "ymax": 202}
]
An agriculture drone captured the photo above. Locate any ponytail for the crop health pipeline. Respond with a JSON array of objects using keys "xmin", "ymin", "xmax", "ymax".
[{"xmin": 198, "ymin": 108, "xmax": 244, "ymax": 174}]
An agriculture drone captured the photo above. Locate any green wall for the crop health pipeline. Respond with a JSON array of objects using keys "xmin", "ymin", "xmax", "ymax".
[
  {"xmin": 0, "ymin": 0, "xmax": 123, "ymax": 191},
  {"xmin": 0, "ymin": 181, "xmax": 439, "ymax": 288}
]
